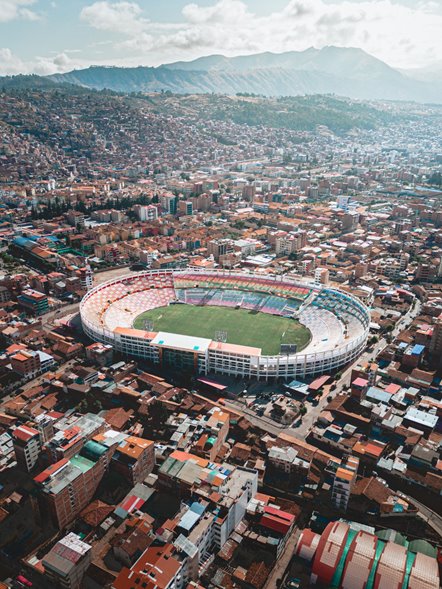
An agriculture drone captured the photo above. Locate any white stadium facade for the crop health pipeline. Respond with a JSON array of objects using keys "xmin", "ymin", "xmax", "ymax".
[{"xmin": 80, "ymin": 269, "xmax": 370, "ymax": 380}]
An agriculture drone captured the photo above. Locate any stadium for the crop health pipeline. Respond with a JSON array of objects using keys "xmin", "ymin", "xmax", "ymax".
[
  {"xmin": 80, "ymin": 269, "xmax": 370, "ymax": 380},
  {"xmin": 295, "ymin": 520, "xmax": 440, "ymax": 588}
]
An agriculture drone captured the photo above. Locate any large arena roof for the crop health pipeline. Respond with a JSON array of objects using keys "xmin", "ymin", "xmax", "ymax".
[
  {"xmin": 151, "ymin": 332, "xmax": 212, "ymax": 353},
  {"xmin": 80, "ymin": 269, "xmax": 370, "ymax": 380},
  {"xmin": 296, "ymin": 521, "xmax": 440, "ymax": 589}
]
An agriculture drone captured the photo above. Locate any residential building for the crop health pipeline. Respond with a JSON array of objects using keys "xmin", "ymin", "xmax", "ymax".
[
  {"xmin": 112, "ymin": 544, "xmax": 183, "ymax": 589},
  {"xmin": 42, "ymin": 533, "xmax": 92, "ymax": 589},
  {"xmin": 17, "ymin": 289, "xmax": 49, "ymax": 315},
  {"xmin": 331, "ymin": 455, "xmax": 359, "ymax": 512},
  {"xmin": 112, "ymin": 436, "xmax": 155, "ymax": 484},
  {"xmin": 34, "ymin": 439, "xmax": 111, "ymax": 528},
  {"xmin": 10, "ymin": 350, "xmax": 41, "ymax": 378},
  {"xmin": 134, "ymin": 204, "xmax": 158, "ymax": 222},
  {"xmin": 12, "ymin": 424, "xmax": 41, "ymax": 471}
]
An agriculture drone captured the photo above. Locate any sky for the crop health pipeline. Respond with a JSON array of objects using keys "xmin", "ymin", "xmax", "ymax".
[{"xmin": 0, "ymin": 0, "xmax": 441, "ymax": 76}]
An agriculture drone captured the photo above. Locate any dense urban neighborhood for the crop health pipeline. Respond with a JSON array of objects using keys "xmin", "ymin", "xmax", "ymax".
[{"xmin": 0, "ymin": 85, "xmax": 441, "ymax": 589}]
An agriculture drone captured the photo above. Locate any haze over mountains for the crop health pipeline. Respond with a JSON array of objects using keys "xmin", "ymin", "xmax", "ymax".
[{"xmin": 45, "ymin": 47, "xmax": 442, "ymax": 103}]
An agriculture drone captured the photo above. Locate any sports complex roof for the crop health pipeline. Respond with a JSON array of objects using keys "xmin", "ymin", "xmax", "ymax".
[
  {"xmin": 151, "ymin": 331, "xmax": 212, "ymax": 353},
  {"xmin": 296, "ymin": 521, "xmax": 440, "ymax": 589}
]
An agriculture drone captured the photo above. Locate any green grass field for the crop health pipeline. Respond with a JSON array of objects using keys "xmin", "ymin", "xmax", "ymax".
[{"xmin": 133, "ymin": 304, "xmax": 311, "ymax": 355}]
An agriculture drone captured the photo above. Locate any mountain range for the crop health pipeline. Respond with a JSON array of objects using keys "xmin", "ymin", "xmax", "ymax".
[{"xmin": 45, "ymin": 47, "xmax": 441, "ymax": 103}]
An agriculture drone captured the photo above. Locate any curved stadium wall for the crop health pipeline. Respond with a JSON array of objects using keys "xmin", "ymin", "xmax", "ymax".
[{"xmin": 80, "ymin": 269, "xmax": 370, "ymax": 380}]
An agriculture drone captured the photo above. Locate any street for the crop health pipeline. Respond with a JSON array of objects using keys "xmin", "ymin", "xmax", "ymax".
[{"xmin": 224, "ymin": 298, "xmax": 422, "ymax": 441}]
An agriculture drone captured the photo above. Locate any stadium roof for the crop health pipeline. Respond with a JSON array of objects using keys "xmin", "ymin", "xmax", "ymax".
[
  {"xmin": 151, "ymin": 331, "xmax": 212, "ymax": 353},
  {"xmin": 114, "ymin": 327, "xmax": 156, "ymax": 339},
  {"xmin": 208, "ymin": 341, "xmax": 261, "ymax": 356},
  {"xmin": 298, "ymin": 522, "xmax": 441, "ymax": 589}
]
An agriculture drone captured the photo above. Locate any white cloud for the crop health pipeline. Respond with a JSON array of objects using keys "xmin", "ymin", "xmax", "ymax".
[
  {"xmin": 182, "ymin": 0, "xmax": 250, "ymax": 24},
  {"xmin": 0, "ymin": 47, "xmax": 86, "ymax": 75},
  {"xmin": 77, "ymin": 0, "xmax": 442, "ymax": 69},
  {"xmin": 0, "ymin": 0, "xmax": 39, "ymax": 22},
  {"xmin": 80, "ymin": 1, "xmax": 147, "ymax": 35},
  {"xmin": 2, "ymin": 0, "xmax": 441, "ymax": 76}
]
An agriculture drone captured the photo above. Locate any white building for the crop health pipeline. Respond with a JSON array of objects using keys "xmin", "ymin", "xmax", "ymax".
[
  {"xmin": 268, "ymin": 446, "xmax": 310, "ymax": 474},
  {"xmin": 336, "ymin": 195, "xmax": 353, "ymax": 212},
  {"xmin": 134, "ymin": 204, "xmax": 158, "ymax": 222},
  {"xmin": 12, "ymin": 425, "xmax": 41, "ymax": 472}
]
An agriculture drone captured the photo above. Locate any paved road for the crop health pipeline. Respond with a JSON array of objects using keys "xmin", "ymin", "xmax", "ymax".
[
  {"xmin": 263, "ymin": 527, "xmax": 301, "ymax": 589},
  {"xmin": 225, "ymin": 298, "xmax": 422, "ymax": 440},
  {"xmin": 223, "ymin": 399, "xmax": 284, "ymax": 436},
  {"xmin": 399, "ymin": 493, "xmax": 442, "ymax": 538}
]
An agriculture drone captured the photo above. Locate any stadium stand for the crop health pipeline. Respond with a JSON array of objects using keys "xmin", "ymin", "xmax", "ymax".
[{"xmin": 80, "ymin": 269, "xmax": 370, "ymax": 380}]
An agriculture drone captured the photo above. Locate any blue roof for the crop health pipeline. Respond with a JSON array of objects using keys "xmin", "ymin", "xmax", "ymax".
[
  {"xmin": 190, "ymin": 502, "xmax": 206, "ymax": 515},
  {"xmin": 324, "ymin": 429, "xmax": 341, "ymax": 442},
  {"xmin": 13, "ymin": 236, "xmax": 35, "ymax": 248},
  {"xmin": 366, "ymin": 386, "xmax": 391, "ymax": 404},
  {"xmin": 179, "ymin": 510, "xmax": 200, "ymax": 531},
  {"xmin": 411, "ymin": 344, "xmax": 425, "ymax": 355}
]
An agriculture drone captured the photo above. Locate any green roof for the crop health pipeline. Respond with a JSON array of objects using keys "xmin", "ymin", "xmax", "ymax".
[
  {"xmin": 376, "ymin": 529, "xmax": 408, "ymax": 547},
  {"xmin": 408, "ymin": 539, "xmax": 437, "ymax": 558},
  {"xmin": 401, "ymin": 551, "xmax": 416, "ymax": 589},
  {"xmin": 366, "ymin": 540, "xmax": 385, "ymax": 589},
  {"xmin": 70, "ymin": 454, "xmax": 94, "ymax": 474},
  {"xmin": 80, "ymin": 440, "xmax": 108, "ymax": 462}
]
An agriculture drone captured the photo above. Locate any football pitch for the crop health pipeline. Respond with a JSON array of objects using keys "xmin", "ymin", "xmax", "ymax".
[{"xmin": 133, "ymin": 304, "xmax": 311, "ymax": 355}]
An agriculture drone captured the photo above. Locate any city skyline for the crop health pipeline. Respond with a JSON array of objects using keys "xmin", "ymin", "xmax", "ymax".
[{"xmin": 0, "ymin": 0, "xmax": 441, "ymax": 76}]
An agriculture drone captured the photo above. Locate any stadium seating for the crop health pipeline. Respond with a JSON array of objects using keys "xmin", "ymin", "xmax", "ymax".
[
  {"xmin": 81, "ymin": 271, "xmax": 175, "ymax": 330},
  {"xmin": 80, "ymin": 270, "xmax": 370, "ymax": 380},
  {"xmin": 103, "ymin": 287, "xmax": 176, "ymax": 330},
  {"xmin": 173, "ymin": 286, "xmax": 300, "ymax": 316},
  {"xmin": 173, "ymin": 272, "xmax": 311, "ymax": 301}
]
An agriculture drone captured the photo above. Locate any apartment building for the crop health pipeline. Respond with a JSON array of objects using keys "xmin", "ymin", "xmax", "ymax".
[
  {"xmin": 429, "ymin": 313, "xmax": 442, "ymax": 367},
  {"xmin": 34, "ymin": 439, "xmax": 111, "ymax": 529},
  {"xmin": 12, "ymin": 424, "xmax": 41, "ymax": 471},
  {"xmin": 331, "ymin": 455, "xmax": 359, "ymax": 512},
  {"xmin": 17, "ymin": 289, "xmax": 49, "ymax": 315},
  {"xmin": 10, "ymin": 350, "xmax": 41, "ymax": 378},
  {"xmin": 44, "ymin": 413, "xmax": 106, "ymax": 464},
  {"xmin": 112, "ymin": 435, "xmax": 155, "ymax": 485},
  {"xmin": 112, "ymin": 544, "xmax": 183, "ymax": 589},
  {"xmin": 134, "ymin": 204, "xmax": 158, "ymax": 222}
]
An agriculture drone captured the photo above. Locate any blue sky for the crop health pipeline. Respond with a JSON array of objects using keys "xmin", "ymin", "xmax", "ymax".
[{"xmin": 0, "ymin": 0, "xmax": 441, "ymax": 75}]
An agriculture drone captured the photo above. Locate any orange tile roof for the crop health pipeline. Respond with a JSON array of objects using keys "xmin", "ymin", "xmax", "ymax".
[
  {"xmin": 118, "ymin": 436, "xmax": 154, "ymax": 459},
  {"xmin": 170, "ymin": 450, "xmax": 209, "ymax": 468},
  {"xmin": 336, "ymin": 467, "xmax": 354, "ymax": 482},
  {"xmin": 113, "ymin": 544, "xmax": 181, "ymax": 589}
]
